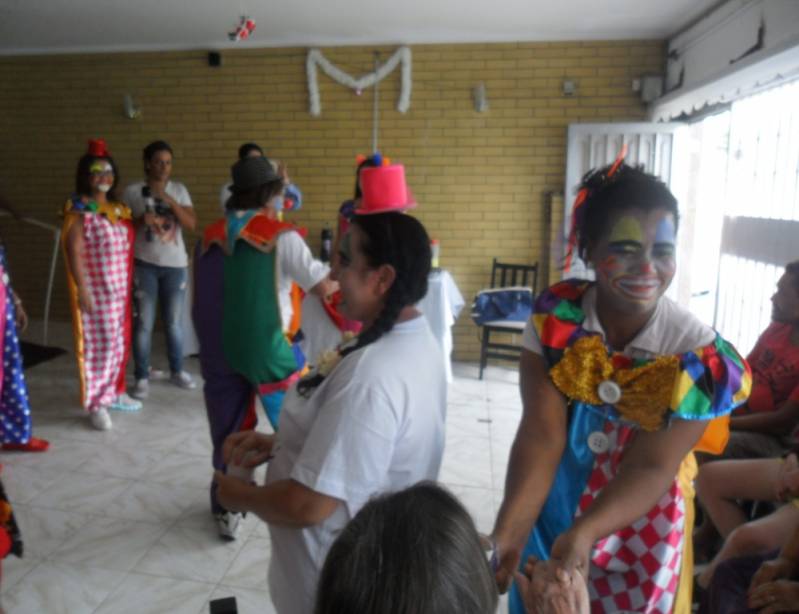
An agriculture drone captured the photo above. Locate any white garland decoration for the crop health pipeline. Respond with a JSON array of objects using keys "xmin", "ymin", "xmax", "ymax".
[{"xmin": 306, "ymin": 47, "xmax": 412, "ymax": 116}]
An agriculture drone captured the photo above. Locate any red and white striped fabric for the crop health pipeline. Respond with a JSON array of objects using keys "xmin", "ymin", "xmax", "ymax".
[
  {"xmin": 577, "ymin": 422, "xmax": 685, "ymax": 614},
  {"xmin": 80, "ymin": 213, "xmax": 131, "ymax": 412}
]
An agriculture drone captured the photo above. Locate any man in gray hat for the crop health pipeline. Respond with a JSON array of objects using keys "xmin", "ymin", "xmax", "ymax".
[{"xmin": 194, "ymin": 155, "xmax": 335, "ymax": 540}]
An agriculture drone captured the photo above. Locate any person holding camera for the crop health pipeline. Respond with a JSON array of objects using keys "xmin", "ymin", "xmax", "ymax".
[{"xmin": 122, "ymin": 140, "xmax": 197, "ymax": 400}]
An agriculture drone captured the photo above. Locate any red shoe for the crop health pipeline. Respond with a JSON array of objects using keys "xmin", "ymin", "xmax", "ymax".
[{"xmin": 2, "ymin": 437, "xmax": 50, "ymax": 452}]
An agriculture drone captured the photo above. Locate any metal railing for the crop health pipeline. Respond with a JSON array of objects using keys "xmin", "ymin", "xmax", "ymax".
[{"xmin": 0, "ymin": 210, "xmax": 60, "ymax": 346}]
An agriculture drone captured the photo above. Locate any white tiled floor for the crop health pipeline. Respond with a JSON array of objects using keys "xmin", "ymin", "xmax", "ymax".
[{"xmin": 1, "ymin": 322, "xmax": 521, "ymax": 614}]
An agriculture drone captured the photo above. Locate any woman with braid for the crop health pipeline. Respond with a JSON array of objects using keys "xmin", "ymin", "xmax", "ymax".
[{"xmin": 212, "ymin": 163, "xmax": 447, "ymax": 614}]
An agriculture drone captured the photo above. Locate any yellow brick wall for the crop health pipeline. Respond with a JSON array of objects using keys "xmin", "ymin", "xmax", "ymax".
[{"xmin": 0, "ymin": 41, "xmax": 663, "ymax": 360}]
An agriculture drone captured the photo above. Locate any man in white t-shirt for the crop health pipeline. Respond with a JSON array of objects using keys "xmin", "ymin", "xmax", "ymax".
[{"xmin": 122, "ymin": 141, "xmax": 198, "ymax": 400}]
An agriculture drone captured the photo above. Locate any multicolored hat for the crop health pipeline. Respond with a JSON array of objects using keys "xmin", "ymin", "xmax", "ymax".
[{"xmin": 354, "ymin": 164, "xmax": 417, "ymax": 215}]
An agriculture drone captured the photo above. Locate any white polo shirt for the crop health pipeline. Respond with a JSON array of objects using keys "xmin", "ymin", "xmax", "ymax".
[{"xmin": 521, "ymin": 285, "xmax": 715, "ymax": 359}]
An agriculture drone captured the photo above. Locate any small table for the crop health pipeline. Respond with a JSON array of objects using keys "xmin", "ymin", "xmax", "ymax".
[{"xmin": 418, "ymin": 269, "xmax": 465, "ymax": 382}]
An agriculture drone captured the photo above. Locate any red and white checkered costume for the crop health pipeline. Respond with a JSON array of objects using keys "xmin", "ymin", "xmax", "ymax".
[
  {"xmin": 62, "ymin": 198, "xmax": 134, "ymax": 414},
  {"xmin": 577, "ymin": 421, "xmax": 685, "ymax": 614},
  {"xmin": 79, "ymin": 213, "xmax": 131, "ymax": 411}
]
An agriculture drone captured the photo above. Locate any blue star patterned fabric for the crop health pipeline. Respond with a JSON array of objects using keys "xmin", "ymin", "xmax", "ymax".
[{"xmin": 0, "ymin": 245, "xmax": 32, "ymax": 445}]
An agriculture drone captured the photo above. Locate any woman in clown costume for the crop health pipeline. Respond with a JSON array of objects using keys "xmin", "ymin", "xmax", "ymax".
[
  {"xmin": 491, "ymin": 157, "xmax": 751, "ymax": 613},
  {"xmin": 62, "ymin": 140, "xmax": 136, "ymax": 431},
  {"xmin": 0, "ymin": 234, "xmax": 49, "ymax": 453}
]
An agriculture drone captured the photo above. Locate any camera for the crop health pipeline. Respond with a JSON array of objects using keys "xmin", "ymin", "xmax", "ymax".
[{"xmin": 141, "ymin": 186, "xmax": 174, "ymax": 241}]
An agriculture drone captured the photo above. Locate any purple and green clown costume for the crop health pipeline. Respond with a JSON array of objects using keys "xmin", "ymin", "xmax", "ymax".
[
  {"xmin": 509, "ymin": 280, "xmax": 751, "ymax": 614},
  {"xmin": 193, "ymin": 211, "xmax": 306, "ymax": 514}
]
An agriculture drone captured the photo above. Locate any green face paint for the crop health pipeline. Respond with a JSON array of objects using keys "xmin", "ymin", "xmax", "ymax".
[
  {"xmin": 89, "ymin": 161, "xmax": 113, "ymax": 176},
  {"xmin": 607, "ymin": 215, "xmax": 644, "ymax": 245}
]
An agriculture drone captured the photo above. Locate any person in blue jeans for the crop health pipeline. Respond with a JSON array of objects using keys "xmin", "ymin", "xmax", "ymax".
[{"xmin": 122, "ymin": 140, "xmax": 198, "ymax": 399}]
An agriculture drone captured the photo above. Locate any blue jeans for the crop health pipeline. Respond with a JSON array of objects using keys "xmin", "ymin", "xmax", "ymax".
[{"xmin": 133, "ymin": 260, "xmax": 187, "ymax": 380}]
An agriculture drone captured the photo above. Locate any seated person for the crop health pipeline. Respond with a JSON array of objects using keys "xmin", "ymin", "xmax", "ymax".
[
  {"xmin": 317, "ymin": 479, "xmax": 585, "ymax": 614},
  {"xmin": 695, "ymin": 450, "xmax": 799, "ymax": 592},
  {"xmin": 704, "ymin": 519, "xmax": 799, "ymax": 613},
  {"xmin": 315, "ymin": 482, "xmax": 498, "ymax": 614},
  {"xmin": 694, "ymin": 262, "xmax": 799, "ymax": 558},
  {"xmin": 717, "ymin": 260, "xmax": 799, "ymax": 460}
]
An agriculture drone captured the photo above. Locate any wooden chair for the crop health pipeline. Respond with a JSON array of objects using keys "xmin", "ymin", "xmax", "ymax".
[{"xmin": 478, "ymin": 258, "xmax": 538, "ymax": 380}]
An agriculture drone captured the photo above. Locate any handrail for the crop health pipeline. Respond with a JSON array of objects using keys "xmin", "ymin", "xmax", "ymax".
[{"xmin": 0, "ymin": 210, "xmax": 60, "ymax": 346}]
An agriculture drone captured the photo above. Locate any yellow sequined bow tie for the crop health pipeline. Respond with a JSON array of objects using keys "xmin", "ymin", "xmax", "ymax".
[{"xmin": 550, "ymin": 335, "xmax": 680, "ymax": 431}]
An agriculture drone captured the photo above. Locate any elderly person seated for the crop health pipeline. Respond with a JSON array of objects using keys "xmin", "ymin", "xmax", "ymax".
[{"xmin": 315, "ymin": 481, "xmax": 588, "ymax": 614}]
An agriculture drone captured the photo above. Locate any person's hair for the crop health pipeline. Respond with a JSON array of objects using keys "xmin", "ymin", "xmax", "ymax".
[
  {"xmin": 142, "ymin": 140, "xmax": 173, "ymax": 164},
  {"xmin": 785, "ymin": 260, "xmax": 799, "ymax": 292},
  {"xmin": 238, "ymin": 142, "xmax": 264, "ymax": 159},
  {"xmin": 225, "ymin": 179, "xmax": 284, "ymax": 211},
  {"xmin": 297, "ymin": 212, "xmax": 431, "ymax": 396},
  {"xmin": 574, "ymin": 162, "xmax": 680, "ymax": 262},
  {"xmin": 74, "ymin": 154, "xmax": 121, "ymax": 201},
  {"xmin": 315, "ymin": 482, "xmax": 498, "ymax": 614},
  {"xmin": 354, "ymin": 155, "xmax": 382, "ymax": 199}
]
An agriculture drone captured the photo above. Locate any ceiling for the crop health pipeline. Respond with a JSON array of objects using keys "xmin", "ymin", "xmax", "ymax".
[{"xmin": 0, "ymin": 0, "xmax": 722, "ymax": 56}]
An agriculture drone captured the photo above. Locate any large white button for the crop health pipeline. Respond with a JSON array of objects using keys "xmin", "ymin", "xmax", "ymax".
[
  {"xmin": 587, "ymin": 431, "xmax": 610, "ymax": 454},
  {"xmin": 597, "ymin": 380, "xmax": 622, "ymax": 404}
]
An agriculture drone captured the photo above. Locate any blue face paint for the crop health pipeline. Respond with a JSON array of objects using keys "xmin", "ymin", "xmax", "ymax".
[{"xmin": 654, "ymin": 216, "xmax": 676, "ymax": 245}]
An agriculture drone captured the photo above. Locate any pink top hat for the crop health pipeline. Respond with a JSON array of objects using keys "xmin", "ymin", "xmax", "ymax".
[{"xmin": 355, "ymin": 164, "xmax": 417, "ymax": 215}]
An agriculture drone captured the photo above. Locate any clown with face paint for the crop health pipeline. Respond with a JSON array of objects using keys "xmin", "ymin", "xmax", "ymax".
[
  {"xmin": 194, "ymin": 155, "xmax": 335, "ymax": 541},
  {"xmin": 491, "ymin": 159, "xmax": 752, "ymax": 613},
  {"xmin": 62, "ymin": 139, "xmax": 136, "ymax": 431}
]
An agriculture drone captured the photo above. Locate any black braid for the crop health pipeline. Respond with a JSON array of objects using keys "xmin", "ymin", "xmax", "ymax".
[{"xmin": 297, "ymin": 212, "xmax": 430, "ymax": 397}]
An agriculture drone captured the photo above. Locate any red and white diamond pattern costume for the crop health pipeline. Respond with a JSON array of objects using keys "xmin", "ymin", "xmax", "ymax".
[
  {"xmin": 78, "ymin": 213, "xmax": 132, "ymax": 412},
  {"xmin": 578, "ymin": 422, "xmax": 685, "ymax": 614}
]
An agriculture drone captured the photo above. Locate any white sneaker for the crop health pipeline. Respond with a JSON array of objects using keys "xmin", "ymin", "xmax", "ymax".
[
  {"xmin": 109, "ymin": 392, "xmax": 143, "ymax": 412},
  {"xmin": 170, "ymin": 371, "xmax": 197, "ymax": 390},
  {"xmin": 130, "ymin": 378, "xmax": 149, "ymax": 400},
  {"xmin": 215, "ymin": 511, "xmax": 242, "ymax": 540},
  {"xmin": 90, "ymin": 407, "xmax": 112, "ymax": 431}
]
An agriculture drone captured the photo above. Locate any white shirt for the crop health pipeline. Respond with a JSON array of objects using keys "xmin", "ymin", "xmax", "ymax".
[
  {"xmin": 275, "ymin": 231, "xmax": 329, "ymax": 331},
  {"xmin": 521, "ymin": 285, "xmax": 715, "ymax": 359},
  {"xmin": 122, "ymin": 180, "xmax": 193, "ymax": 268},
  {"xmin": 265, "ymin": 316, "xmax": 447, "ymax": 614}
]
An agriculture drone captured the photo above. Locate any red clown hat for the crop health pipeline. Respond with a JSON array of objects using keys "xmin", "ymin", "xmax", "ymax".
[{"xmin": 355, "ymin": 164, "xmax": 417, "ymax": 215}]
